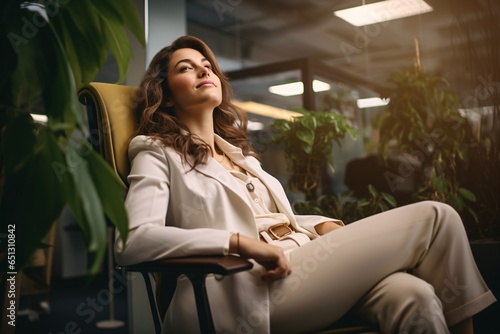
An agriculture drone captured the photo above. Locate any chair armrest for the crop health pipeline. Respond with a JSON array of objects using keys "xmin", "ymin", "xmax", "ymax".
[
  {"xmin": 118, "ymin": 255, "xmax": 253, "ymax": 334},
  {"xmin": 118, "ymin": 255, "xmax": 253, "ymax": 276}
]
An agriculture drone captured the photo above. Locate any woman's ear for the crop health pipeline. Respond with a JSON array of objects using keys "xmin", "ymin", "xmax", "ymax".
[{"xmin": 165, "ymin": 99, "xmax": 174, "ymax": 107}]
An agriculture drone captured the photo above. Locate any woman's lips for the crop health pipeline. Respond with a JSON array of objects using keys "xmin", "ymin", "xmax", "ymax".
[{"xmin": 196, "ymin": 80, "xmax": 216, "ymax": 88}]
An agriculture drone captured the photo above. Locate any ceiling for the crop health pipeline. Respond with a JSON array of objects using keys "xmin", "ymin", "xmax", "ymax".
[{"xmin": 185, "ymin": 0, "xmax": 499, "ymax": 104}]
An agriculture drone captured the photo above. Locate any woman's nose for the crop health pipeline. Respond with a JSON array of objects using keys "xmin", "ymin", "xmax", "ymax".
[{"xmin": 198, "ymin": 66, "xmax": 210, "ymax": 77}]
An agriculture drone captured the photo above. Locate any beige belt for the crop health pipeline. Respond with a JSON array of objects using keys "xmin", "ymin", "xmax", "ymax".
[{"xmin": 260, "ymin": 223, "xmax": 309, "ymax": 247}]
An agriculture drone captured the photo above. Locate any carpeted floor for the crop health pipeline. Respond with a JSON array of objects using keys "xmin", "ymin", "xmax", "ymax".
[{"xmin": 16, "ymin": 271, "xmax": 129, "ymax": 334}]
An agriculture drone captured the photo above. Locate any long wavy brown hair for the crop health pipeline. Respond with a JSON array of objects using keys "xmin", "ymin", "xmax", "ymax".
[{"xmin": 134, "ymin": 35, "xmax": 255, "ymax": 168}]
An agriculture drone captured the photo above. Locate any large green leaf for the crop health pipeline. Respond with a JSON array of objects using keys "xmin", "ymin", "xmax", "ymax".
[
  {"xmin": 2, "ymin": 113, "xmax": 36, "ymax": 175},
  {"xmin": 56, "ymin": 19, "xmax": 83, "ymax": 87},
  {"xmin": 90, "ymin": 0, "xmax": 145, "ymax": 47},
  {"xmin": 381, "ymin": 192, "xmax": 397, "ymax": 207},
  {"xmin": 300, "ymin": 115, "xmax": 317, "ymax": 130},
  {"xmin": 377, "ymin": 202, "xmax": 388, "ymax": 212},
  {"xmin": 85, "ymin": 146, "xmax": 129, "ymax": 245},
  {"xmin": 51, "ymin": 3, "xmax": 101, "ymax": 87},
  {"xmin": 296, "ymin": 128, "xmax": 314, "ymax": 146},
  {"xmin": 346, "ymin": 127, "xmax": 358, "ymax": 140},
  {"xmin": 458, "ymin": 187, "xmax": 477, "ymax": 202},
  {"xmin": 54, "ymin": 0, "xmax": 145, "ymax": 85},
  {"xmin": 368, "ymin": 184, "xmax": 377, "ymax": 198},
  {"xmin": 46, "ymin": 10, "xmax": 88, "ymax": 130},
  {"xmin": 64, "ymin": 145, "xmax": 107, "ymax": 274},
  {"xmin": 99, "ymin": 16, "xmax": 133, "ymax": 83},
  {"xmin": 0, "ymin": 128, "xmax": 67, "ymax": 269}
]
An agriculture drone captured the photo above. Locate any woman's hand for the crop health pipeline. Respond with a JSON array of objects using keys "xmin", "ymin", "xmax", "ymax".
[
  {"xmin": 230, "ymin": 233, "xmax": 291, "ymax": 281},
  {"xmin": 314, "ymin": 221, "xmax": 343, "ymax": 235}
]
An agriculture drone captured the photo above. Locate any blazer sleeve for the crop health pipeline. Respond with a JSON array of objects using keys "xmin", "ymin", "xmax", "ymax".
[
  {"xmin": 294, "ymin": 215, "xmax": 344, "ymax": 236},
  {"xmin": 114, "ymin": 136, "xmax": 232, "ymax": 266}
]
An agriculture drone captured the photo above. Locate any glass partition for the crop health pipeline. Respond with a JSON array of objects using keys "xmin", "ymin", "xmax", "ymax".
[{"xmin": 227, "ymin": 59, "xmax": 377, "ymax": 197}]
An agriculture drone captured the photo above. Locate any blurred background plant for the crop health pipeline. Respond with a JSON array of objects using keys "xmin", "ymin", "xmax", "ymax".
[
  {"xmin": 270, "ymin": 101, "xmax": 399, "ymax": 223},
  {"xmin": 271, "ymin": 108, "xmax": 357, "ymax": 200},
  {"xmin": 375, "ymin": 65, "xmax": 479, "ymax": 231},
  {"xmin": 0, "ymin": 0, "xmax": 145, "ymax": 274},
  {"xmin": 293, "ymin": 184, "xmax": 397, "ymax": 224}
]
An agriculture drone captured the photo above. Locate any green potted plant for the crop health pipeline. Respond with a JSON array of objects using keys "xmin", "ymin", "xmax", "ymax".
[
  {"xmin": 271, "ymin": 108, "xmax": 358, "ymax": 200},
  {"xmin": 293, "ymin": 184, "xmax": 397, "ymax": 223},
  {"xmin": 270, "ymin": 106, "xmax": 398, "ymax": 221},
  {"xmin": 0, "ymin": 0, "xmax": 145, "ymax": 275},
  {"xmin": 375, "ymin": 66, "xmax": 478, "ymax": 228}
]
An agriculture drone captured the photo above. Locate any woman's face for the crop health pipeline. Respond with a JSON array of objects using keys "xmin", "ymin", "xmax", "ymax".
[{"xmin": 167, "ymin": 48, "xmax": 222, "ymax": 117}]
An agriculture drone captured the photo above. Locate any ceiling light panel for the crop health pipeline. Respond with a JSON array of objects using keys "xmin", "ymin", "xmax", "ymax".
[
  {"xmin": 356, "ymin": 97, "xmax": 390, "ymax": 108},
  {"xmin": 334, "ymin": 0, "xmax": 433, "ymax": 27},
  {"xmin": 268, "ymin": 80, "xmax": 331, "ymax": 97}
]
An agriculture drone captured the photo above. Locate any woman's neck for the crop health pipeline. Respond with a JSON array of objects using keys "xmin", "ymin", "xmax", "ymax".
[{"xmin": 183, "ymin": 114, "xmax": 217, "ymax": 154}]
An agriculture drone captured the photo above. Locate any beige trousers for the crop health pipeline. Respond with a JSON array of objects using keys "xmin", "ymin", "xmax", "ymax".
[{"xmin": 269, "ymin": 201, "xmax": 496, "ymax": 333}]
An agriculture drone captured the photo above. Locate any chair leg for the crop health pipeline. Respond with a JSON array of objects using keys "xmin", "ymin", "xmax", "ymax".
[
  {"xmin": 188, "ymin": 274, "xmax": 216, "ymax": 334},
  {"xmin": 140, "ymin": 272, "xmax": 162, "ymax": 334}
]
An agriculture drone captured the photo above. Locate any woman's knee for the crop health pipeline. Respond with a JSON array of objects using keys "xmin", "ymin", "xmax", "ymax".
[
  {"xmin": 383, "ymin": 273, "xmax": 441, "ymax": 308},
  {"xmin": 404, "ymin": 278, "xmax": 441, "ymax": 309},
  {"xmin": 419, "ymin": 200, "xmax": 460, "ymax": 221},
  {"xmin": 376, "ymin": 273, "xmax": 446, "ymax": 332},
  {"xmin": 414, "ymin": 201, "xmax": 464, "ymax": 234}
]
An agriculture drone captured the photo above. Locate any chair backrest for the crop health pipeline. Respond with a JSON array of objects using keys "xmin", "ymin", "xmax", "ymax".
[
  {"xmin": 79, "ymin": 83, "xmax": 164, "ymax": 332},
  {"xmin": 78, "ymin": 82, "xmax": 139, "ymax": 185}
]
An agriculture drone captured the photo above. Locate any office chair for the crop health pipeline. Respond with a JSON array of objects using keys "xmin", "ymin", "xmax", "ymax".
[
  {"xmin": 78, "ymin": 82, "xmax": 380, "ymax": 334},
  {"xmin": 78, "ymin": 82, "xmax": 253, "ymax": 334}
]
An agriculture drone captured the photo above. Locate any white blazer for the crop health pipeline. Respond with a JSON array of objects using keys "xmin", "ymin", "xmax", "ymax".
[{"xmin": 115, "ymin": 135, "xmax": 340, "ymax": 333}]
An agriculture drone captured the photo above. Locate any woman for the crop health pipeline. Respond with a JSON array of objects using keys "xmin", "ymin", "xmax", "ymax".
[{"xmin": 115, "ymin": 35, "xmax": 496, "ymax": 333}]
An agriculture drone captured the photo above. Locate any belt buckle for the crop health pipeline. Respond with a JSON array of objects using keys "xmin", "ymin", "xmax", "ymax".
[{"xmin": 267, "ymin": 223, "xmax": 293, "ymax": 240}]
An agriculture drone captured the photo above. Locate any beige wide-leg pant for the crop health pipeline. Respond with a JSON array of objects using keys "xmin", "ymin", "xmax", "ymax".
[{"xmin": 270, "ymin": 201, "xmax": 496, "ymax": 333}]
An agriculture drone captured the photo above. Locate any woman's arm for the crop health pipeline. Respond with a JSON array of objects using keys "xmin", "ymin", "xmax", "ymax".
[
  {"xmin": 115, "ymin": 136, "xmax": 232, "ymax": 265},
  {"xmin": 229, "ymin": 233, "xmax": 291, "ymax": 281}
]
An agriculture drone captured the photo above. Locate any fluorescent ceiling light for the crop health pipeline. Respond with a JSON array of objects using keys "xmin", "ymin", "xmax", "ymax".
[
  {"xmin": 334, "ymin": 0, "xmax": 433, "ymax": 27},
  {"xmin": 247, "ymin": 120, "xmax": 265, "ymax": 131},
  {"xmin": 268, "ymin": 80, "xmax": 331, "ymax": 97},
  {"xmin": 356, "ymin": 97, "xmax": 390, "ymax": 108},
  {"xmin": 233, "ymin": 100, "xmax": 303, "ymax": 120}
]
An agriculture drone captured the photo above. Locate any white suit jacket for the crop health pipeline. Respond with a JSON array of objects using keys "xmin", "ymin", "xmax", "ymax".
[{"xmin": 115, "ymin": 135, "xmax": 340, "ymax": 333}]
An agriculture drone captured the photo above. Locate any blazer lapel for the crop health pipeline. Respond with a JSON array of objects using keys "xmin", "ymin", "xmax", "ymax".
[
  {"xmin": 215, "ymin": 136, "xmax": 298, "ymax": 221},
  {"xmin": 194, "ymin": 154, "xmax": 251, "ymax": 206},
  {"xmin": 195, "ymin": 136, "xmax": 315, "ymax": 238}
]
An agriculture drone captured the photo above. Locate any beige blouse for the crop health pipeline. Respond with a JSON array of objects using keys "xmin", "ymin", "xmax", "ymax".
[{"xmin": 228, "ymin": 169, "xmax": 310, "ymax": 251}]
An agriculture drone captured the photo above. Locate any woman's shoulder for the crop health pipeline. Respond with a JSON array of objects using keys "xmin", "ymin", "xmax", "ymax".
[
  {"xmin": 128, "ymin": 135, "xmax": 172, "ymax": 159},
  {"xmin": 130, "ymin": 135, "xmax": 161, "ymax": 150}
]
